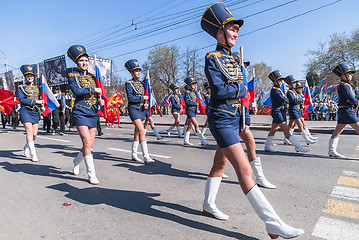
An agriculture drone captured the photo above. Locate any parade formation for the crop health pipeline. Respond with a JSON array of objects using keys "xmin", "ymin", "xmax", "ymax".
[{"xmin": 1, "ymin": 1, "xmax": 359, "ymax": 239}]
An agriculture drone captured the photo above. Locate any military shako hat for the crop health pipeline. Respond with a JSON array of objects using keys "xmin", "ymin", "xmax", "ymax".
[
  {"xmin": 125, "ymin": 59, "xmax": 141, "ymax": 73},
  {"xmin": 332, "ymin": 62, "xmax": 356, "ymax": 77},
  {"xmin": 284, "ymin": 75, "xmax": 297, "ymax": 85},
  {"xmin": 201, "ymin": 2, "xmax": 244, "ymax": 38},
  {"xmin": 204, "ymin": 82, "xmax": 210, "ymax": 89},
  {"xmin": 295, "ymin": 82, "xmax": 304, "ymax": 89},
  {"xmin": 67, "ymin": 44, "xmax": 89, "ymax": 63},
  {"xmin": 20, "ymin": 65, "xmax": 36, "ymax": 76},
  {"xmin": 170, "ymin": 83, "xmax": 179, "ymax": 91},
  {"xmin": 268, "ymin": 70, "xmax": 284, "ymax": 82},
  {"xmin": 184, "ymin": 76, "xmax": 196, "ymax": 85}
]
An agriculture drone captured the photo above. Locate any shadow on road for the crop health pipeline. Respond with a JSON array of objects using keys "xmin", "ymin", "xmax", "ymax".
[{"xmin": 47, "ymin": 182, "xmax": 258, "ymax": 240}]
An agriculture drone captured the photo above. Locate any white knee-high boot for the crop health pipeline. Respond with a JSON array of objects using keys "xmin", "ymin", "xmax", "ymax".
[
  {"xmin": 284, "ymin": 130, "xmax": 293, "ymax": 145},
  {"xmin": 300, "ymin": 131, "xmax": 316, "ymax": 145},
  {"xmin": 184, "ymin": 131, "xmax": 193, "ymax": 145},
  {"xmin": 140, "ymin": 141, "xmax": 154, "ymax": 163},
  {"xmin": 250, "ymin": 157, "xmax": 276, "ymax": 189},
  {"xmin": 177, "ymin": 126, "xmax": 184, "ymax": 138},
  {"xmin": 289, "ymin": 135, "xmax": 309, "ymax": 152},
  {"xmin": 197, "ymin": 131, "xmax": 209, "ymax": 145},
  {"xmin": 166, "ymin": 125, "xmax": 174, "ymax": 136},
  {"xmin": 132, "ymin": 141, "xmax": 144, "ymax": 163},
  {"xmin": 28, "ymin": 142, "xmax": 38, "ymax": 162},
  {"xmin": 182, "ymin": 125, "xmax": 188, "ymax": 136},
  {"xmin": 203, "ymin": 177, "xmax": 229, "ymax": 220},
  {"xmin": 305, "ymin": 128, "xmax": 318, "ymax": 140},
  {"xmin": 246, "ymin": 185, "xmax": 304, "ymax": 239},
  {"xmin": 23, "ymin": 143, "xmax": 30, "ymax": 158},
  {"xmin": 152, "ymin": 127, "xmax": 163, "ymax": 140},
  {"xmin": 83, "ymin": 154, "xmax": 99, "ymax": 184},
  {"xmin": 264, "ymin": 136, "xmax": 276, "ymax": 152},
  {"xmin": 73, "ymin": 151, "xmax": 83, "ymax": 175},
  {"xmin": 328, "ymin": 138, "xmax": 345, "ymax": 158}
]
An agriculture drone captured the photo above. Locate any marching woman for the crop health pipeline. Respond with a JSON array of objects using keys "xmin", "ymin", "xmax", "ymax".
[
  {"xmin": 284, "ymin": 75, "xmax": 316, "ymax": 145},
  {"xmin": 328, "ymin": 63, "xmax": 359, "ymax": 157},
  {"xmin": 201, "ymin": 3, "xmax": 303, "ymax": 239},
  {"xmin": 264, "ymin": 71, "xmax": 309, "ymax": 153},
  {"xmin": 125, "ymin": 59, "xmax": 154, "ymax": 163},
  {"xmin": 18, "ymin": 65, "xmax": 44, "ymax": 162},
  {"xmin": 183, "ymin": 76, "xmax": 208, "ymax": 146},
  {"xmin": 295, "ymin": 82, "xmax": 318, "ymax": 141},
  {"xmin": 67, "ymin": 44, "xmax": 103, "ymax": 184},
  {"xmin": 165, "ymin": 83, "xmax": 184, "ymax": 138}
]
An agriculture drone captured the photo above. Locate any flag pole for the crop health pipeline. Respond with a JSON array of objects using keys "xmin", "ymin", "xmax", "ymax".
[{"xmin": 239, "ymin": 46, "xmax": 246, "ymax": 132}]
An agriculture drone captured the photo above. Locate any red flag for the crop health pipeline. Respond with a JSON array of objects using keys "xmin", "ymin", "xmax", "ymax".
[
  {"xmin": 94, "ymin": 55, "xmax": 109, "ymax": 120},
  {"xmin": 0, "ymin": 89, "xmax": 20, "ymax": 115}
]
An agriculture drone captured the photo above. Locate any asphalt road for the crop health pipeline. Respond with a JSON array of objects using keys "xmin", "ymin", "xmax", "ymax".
[{"xmin": 0, "ymin": 122, "xmax": 359, "ymax": 240}]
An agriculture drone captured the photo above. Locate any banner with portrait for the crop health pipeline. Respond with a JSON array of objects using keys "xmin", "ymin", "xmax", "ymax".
[
  {"xmin": 44, "ymin": 55, "xmax": 68, "ymax": 87},
  {"xmin": 0, "ymin": 77, "xmax": 3, "ymax": 89},
  {"xmin": 5, "ymin": 71, "xmax": 15, "ymax": 92},
  {"xmin": 38, "ymin": 62, "xmax": 45, "ymax": 85},
  {"xmin": 88, "ymin": 57, "xmax": 112, "ymax": 86}
]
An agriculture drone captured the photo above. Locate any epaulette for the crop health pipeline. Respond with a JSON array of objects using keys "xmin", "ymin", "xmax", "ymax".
[
  {"xmin": 340, "ymin": 82, "xmax": 350, "ymax": 86},
  {"xmin": 68, "ymin": 72, "xmax": 81, "ymax": 78},
  {"xmin": 18, "ymin": 84, "xmax": 26, "ymax": 88},
  {"xmin": 126, "ymin": 80, "xmax": 134, "ymax": 84},
  {"xmin": 205, "ymin": 51, "xmax": 222, "ymax": 59},
  {"xmin": 89, "ymin": 73, "xmax": 96, "ymax": 78}
]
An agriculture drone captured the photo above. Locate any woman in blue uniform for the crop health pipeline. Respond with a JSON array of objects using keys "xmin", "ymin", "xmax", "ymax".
[
  {"xmin": 328, "ymin": 62, "xmax": 359, "ymax": 157},
  {"xmin": 284, "ymin": 75, "xmax": 315, "ymax": 145},
  {"xmin": 18, "ymin": 65, "xmax": 44, "ymax": 162},
  {"xmin": 125, "ymin": 59, "xmax": 154, "ymax": 164},
  {"xmin": 165, "ymin": 83, "xmax": 184, "ymax": 138},
  {"xmin": 67, "ymin": 44, "xmax": 103, "ymax": 184},
  {"xmin": 264, "ymin": 71, "xmax": 309, "ymax": 153},
  {"xmin": 201, "ymin": 3, "xmax": 303, "ymax": 239},
  {"xmin": 183, "ymin": 76, "xmax": 208, "ymax": 146}
]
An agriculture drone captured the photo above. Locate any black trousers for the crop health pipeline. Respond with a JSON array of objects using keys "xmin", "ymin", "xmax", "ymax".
[{"xmin": 52, "ymin": 108, "xmax": 65, "ymax": 132}]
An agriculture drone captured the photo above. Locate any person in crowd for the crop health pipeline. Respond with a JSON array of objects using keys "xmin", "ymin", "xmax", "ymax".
[
  {"xmin": 52, "ymin": 87, "xmax": 66, "ymax": 135},
  {"xmin": 125, "ymin": 59, "xmax": 154, "ymax": 163},
  {"xmin": 67, "ymin": 44, "xmax": 104, "ymax": 184},
  {"xmin": 200, "ymin": 3, "xmax": 303, "ymax": 238},
  {"xmin": 18, "ymin": 65, "xmax": 44, "ymax": 162},
  {"xmin": 328, "ymin": 63, "xmax": 359, "ymax": 158},
  {"xmin": 200, "ymin": 82, "xmax": 211, "ymax": 137}
]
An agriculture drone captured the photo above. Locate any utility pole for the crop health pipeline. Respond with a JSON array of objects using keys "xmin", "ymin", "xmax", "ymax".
[{"xmin": 0, "ymin": 49, "xmax": 8, "ymax": 72}]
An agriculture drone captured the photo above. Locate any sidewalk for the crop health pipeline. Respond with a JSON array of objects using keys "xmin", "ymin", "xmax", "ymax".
[{"xmin": 113, "ymin": 114, "xmax": 356, "ymax": 135}]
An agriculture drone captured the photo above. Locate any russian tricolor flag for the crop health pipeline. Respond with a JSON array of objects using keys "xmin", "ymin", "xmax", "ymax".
[
  {"xmin": 144, "ymin": 70, "xmax": 152, "ymax": 117},
  {"xmin": 240, "ymin": 65, "xmax": 250, "ymax": 108},
  {"xmin": 303, "ymin": 80, "xmax": 314, "ymax": 119},
  {"xmin": 196, "ymin": 91, "xmax": 206, "ymax": 115},
  {"xmin": 150, "ymin": 92, "xmax": 162, "ymax": 117},
  {"xmin": 263, "ymin": 92, "xmax": 272, "ymax": 109},
  {"xmin": 247, "ymin": 69, "xmax": 255, "ymax": 102},
  {"xmin": 94, "ymin": 56, "xmax": 109, "ymax": 120},
  {"xmin": 41, "ymin": 75, "xmax": 60, "ymax": 116},
  {"xmin": 179, "ymin": 93, "xmax": 186, "ymax": 114}
]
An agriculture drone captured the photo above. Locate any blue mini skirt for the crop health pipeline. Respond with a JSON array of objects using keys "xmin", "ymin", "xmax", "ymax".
[
  {"xmin": 271, "ymin": 109, "xmax": 287, "ymax": 124},
  {"xmin": 289, "ymin": 109, "xmax": 301, "ymax": 120},
  {"xmin": 128, "ymin": 105, "xmax": 145, "ymax": 121},
  {"xmin": 338, "ymin": 108, "xmax": 359, "ymax": 124},
  {"xmin": 186, "ymin": 107, "xmax": 196, "ymax": 118},
  {"xmin": 20, "ymin": 107, "xmax": 40, "ymax": 124},
  {"xmin": 72, "ymin": 105, "xmax": 98, "ymax": 128}
]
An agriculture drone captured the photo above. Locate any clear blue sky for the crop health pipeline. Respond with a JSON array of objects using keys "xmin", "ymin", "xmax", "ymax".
[{"xmin": 0, "ymin": 0, "xmax": 358, "ymax": 82}]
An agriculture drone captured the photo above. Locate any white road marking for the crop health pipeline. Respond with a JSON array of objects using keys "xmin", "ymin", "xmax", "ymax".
[
  {"xmin": 343, "ymin": 170, "xmax": 359, "ymax": 178},
  {"xmin": 312, "ymin": 216, "xmax": 359, "ymax": 240},
  {"xmin": 331, "ymin": 186, "xmax": 359, "ymax": 202},
  {"xmin": 37, "ymin": 136, "xmax": 71, "ymax": 143},
  {"xmin": 108, "ymin": 147, "xmax": 171, "ymax": 159}
]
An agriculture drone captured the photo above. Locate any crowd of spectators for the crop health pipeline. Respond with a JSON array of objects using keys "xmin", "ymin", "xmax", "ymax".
[{"xmin": 307, "ymin": 100, "xmax": 338, "ymax": 121}]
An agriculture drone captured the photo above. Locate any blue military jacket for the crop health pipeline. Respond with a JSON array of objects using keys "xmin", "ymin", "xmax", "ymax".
[
  {"xmin": 204, "ymin": 44, "xmax": 246, "ymax": 115},
  {"xmin": 271, "ymin": 86, "xmax": 288, "ymax": 110},
  {"xmin": 125, "ymin": 78, "xmax": 145, "ymax": 109},
  {"xmin": 18, "ymin": 83, "xmax": 41, "ymax": 110},
  {"xmin": 67, "ymin": 68, "xmax": 98, "ymax": 110},
  {"xmin": 184, "ymin": 89, "xmax": 197, "ymax": 111},
  {"xmin": 287, "ymin": 89, "xmax": 301, "ymax": 111},
  {"xmin": 170, "ymin": 94, "xmax": 181, "ymax": 110},
  {"xmin": 338, "ymin": 81, "xmax": 358, "ymax": 108}
]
